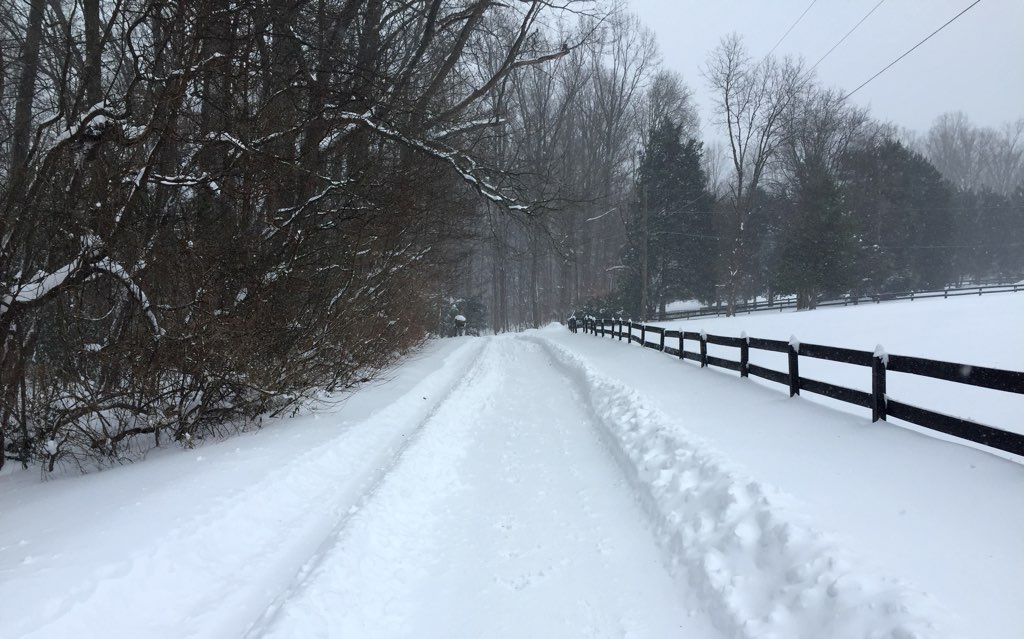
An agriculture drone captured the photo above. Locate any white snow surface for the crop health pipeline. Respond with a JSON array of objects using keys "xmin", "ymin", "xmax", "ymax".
[
  {"xmin": 656, "ymin": 293, "xmax": 1024, "ymax": 437},
  {"xmin": 559, "ymin": 295, "xmax": 1024, "ymax": 638},
  {"xmin": 3, "ymin": 297, "xmax": 1022, "ymax": 638},
  {"xmin": 666, "ymin": 299, "xmax": 702, "ymax": 313}
]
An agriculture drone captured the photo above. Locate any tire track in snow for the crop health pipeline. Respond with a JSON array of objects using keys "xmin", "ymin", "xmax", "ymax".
[
  {"xmin": 245, "ymin": 339, "xmax": 503, "ymax": 638},
  {"xmin": 257, "ymin": 337, "xmax": 721, "ymax": 638}
]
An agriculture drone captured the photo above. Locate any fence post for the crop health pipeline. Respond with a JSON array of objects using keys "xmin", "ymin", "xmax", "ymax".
[
  {"xmin": 678, "ymin": 333, "xmax": 684, "ymax": 360},
  {"xmin": 618, "ymin": 320, "xmax": 623, "ymax": 341},
  {"xmin": 659, "ymin": 330, "xmax": 665, "ymax": 352},
  {"xmin": 641, "ymin": 324, "xmax": 646, "ymax": 347},
  {"xmin": 788, "ymin": 336, "xmax": 800, "ymax": 396},
  {"xmin": 740, "ymin": 332, "xmax": 749, "ymax": 378},
  {"xmin": 872, "ymin": 346, "xmax": 887, "ymax": 422},
  {"xmin": 699, "ymin": 331, "xmax": 708, "ymax": 367}
]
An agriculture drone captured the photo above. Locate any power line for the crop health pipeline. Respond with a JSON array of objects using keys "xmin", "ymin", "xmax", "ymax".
[
  {"xmin": 767, "ymin": 0, "xmax": 819, "ymax": 57},
  {"xmin": 810, "ymin": 0, "xmax": 887, "ymax": 72},
  {"xmin": 843, "ymin": 0, "xmax": 982, "ymax": 99}
]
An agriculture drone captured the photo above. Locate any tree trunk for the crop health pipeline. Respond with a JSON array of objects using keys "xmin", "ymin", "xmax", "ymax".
[
  {"xmin": 9, "ymin": 0, "xmax": 46, "ymax": 187},
  {"xmin": 640, "ymin": 186, "xmax": 649, "ymax": 319},
  {"xmin": 529, "ymin": 233, "xmax": 540, "ymax": 328},
  {"xmin": 84, "ymin": 0, "xmax": 102, "ymax": 105}
]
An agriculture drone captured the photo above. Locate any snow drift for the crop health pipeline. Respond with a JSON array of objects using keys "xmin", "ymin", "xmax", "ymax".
[{"xmin": 535, "ymin": 336, "xmax": 946, "ymax": 639}]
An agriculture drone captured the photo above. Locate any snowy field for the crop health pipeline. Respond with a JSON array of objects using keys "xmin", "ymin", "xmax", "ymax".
[
  {"xmin": 2, "ymin": 298, "xmax": 1022, "ymax": 638},
  {"xmin": 652, "ymin": 293, "xmax": 1024, "ymax": 437}
]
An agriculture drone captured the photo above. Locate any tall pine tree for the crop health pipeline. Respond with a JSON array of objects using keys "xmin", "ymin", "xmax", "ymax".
[
  {"xmin": 620, "ymin": 118, "xmax": 715, "ymax": 318},
  {"xmin": 843, "ymin": 140, "xmax": 956, "ymax": 292}
]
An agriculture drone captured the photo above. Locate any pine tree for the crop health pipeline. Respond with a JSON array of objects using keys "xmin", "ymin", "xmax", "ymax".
[
  {"xmin": 843, "ymin": 140, "xmax": 956, "ymax": 292},
  {"xmin": 621, "ymin": 118, "xmax": 715, "ymax": 318},
  {"xmin": 774, "ymin": 165, "xmax": 857, "ymax": 308}
]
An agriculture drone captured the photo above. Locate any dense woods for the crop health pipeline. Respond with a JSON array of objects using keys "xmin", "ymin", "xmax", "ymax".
[
  {"xmin": 0, "ymin": 0, "xmax": 591, "ymax": 470},
  {"xmin": 2, "ymin": 1, "xmax": 1021, "ymax": 471}
]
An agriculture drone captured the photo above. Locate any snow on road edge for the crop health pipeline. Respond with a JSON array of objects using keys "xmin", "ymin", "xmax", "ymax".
[
  {"xmin": 3, "ymin": 339, "xmax": 487, "ymax": 639},
  {"xmin": 532, "ymin": 336, "xmax": 946, "ymax": 639}
]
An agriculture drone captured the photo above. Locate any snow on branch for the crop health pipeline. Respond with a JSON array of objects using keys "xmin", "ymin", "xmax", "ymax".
[
  {"xmin": 333, "ymin": 111, "xmax": 528, "ymax": 212},
  {"xmin": 0, "ymin": 236, "xmax": 103, "ymax": 318},
  {"xmin": 425, "ymin": 117, "xmax": 505, "ymax": 141},
  {"xmin": 91, "ymin": 259, "xmax": 164, "ymax": 337},
  {"xmin": 0, "ymin": 237, "xmax": 162, "ymax": 339}
]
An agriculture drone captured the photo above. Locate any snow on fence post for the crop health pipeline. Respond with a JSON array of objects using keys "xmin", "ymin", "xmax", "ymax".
[
  {"xmin": 788, "ymin": 335, "xmax": 801, "ymax": 397},
  {"xmin": 740, "ymin": 331, "xmax": 749, "ymax": 378},
  {"xmin": 699, "ymin": 330, "xmax": 708, "ymax": 368},
  {"xmin": 872, "ymin": 345, "xmax": 888, "ymax": 422}
]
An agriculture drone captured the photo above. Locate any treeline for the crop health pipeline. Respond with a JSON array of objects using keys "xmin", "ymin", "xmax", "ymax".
[
  {"xmin": 478, "ymin": 30, "xmax": 1024, "ymax": 322},
  {"xmin": 459, "ymin": 9, "xmax": 703, "ymax": 332},
  {"xmin": 0, "ymin": 0, "xmax": 591, "ymax": 471}
]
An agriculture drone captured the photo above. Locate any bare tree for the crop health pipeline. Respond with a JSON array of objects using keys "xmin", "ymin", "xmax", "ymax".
[
  {"xmin": 704, "ymin": 33, "xmax": 804, "ymax": 314},
  {"xmin": 0, "ymin": 0, "xmax": 597, "ymax": 471}
]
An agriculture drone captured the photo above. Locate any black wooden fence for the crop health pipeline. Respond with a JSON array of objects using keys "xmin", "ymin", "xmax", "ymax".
[
  {"xmin": 661, "ymin": 282, "xmax": 1023, "ymax": 321},
  {"xmin": 576, "ymin": 317, "xmax": 1024, "ymax": 458}
]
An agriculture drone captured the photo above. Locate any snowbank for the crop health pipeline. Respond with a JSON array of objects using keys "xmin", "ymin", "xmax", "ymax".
[
  {"xmin": 0, "ymin": 339, "xmax": 485, "ymax": 638},
  {"xmin": 535, "ymin": 337, "xmax": 946, "ymax": 639}
]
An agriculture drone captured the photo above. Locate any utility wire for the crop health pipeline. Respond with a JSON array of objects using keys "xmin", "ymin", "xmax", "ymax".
[
  {"xmin": 809, "ymin": 0, "xmax": 887, "ymax": 72},
  {"xmin": 843, "ymin": 0, "xmax": 982, "ymax": 99},
  {"xmin": 767, "ymin": 0, "xmax": 819, "ymax": 57}
]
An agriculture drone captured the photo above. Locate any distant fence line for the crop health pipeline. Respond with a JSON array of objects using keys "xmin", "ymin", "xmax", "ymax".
[
  {"xmin": 570, "ymin": 317, "xmax": 1024, "ymax": 458},
  {"xmin": 659, "ymin": 282, "xmax": 1023, "ymax": 321}
]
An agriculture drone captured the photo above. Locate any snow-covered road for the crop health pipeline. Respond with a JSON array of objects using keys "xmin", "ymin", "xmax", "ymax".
[
  {"xmin": 1, "ymin": 337, "xmax": 721, "ymax": 639},
  {"xmin": 4, "ymin": 322, "xmax": 1018, "ymax": 638},
  {"xmin": 255, "ymin": 338, "xmax": 718, "ymax": 638}
]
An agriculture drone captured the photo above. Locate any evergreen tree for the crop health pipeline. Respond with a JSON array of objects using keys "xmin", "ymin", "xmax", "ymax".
[
  {"xmin": 774, "ymin": 166, "xmax": 857, "ymax": 308},
  {"xmin": 620, "ymin": 118, "xmax": 715, "ymax": 318},
  {"xmin": 843, "ymin": 140, "xmax": 956, "ymax": 292}
]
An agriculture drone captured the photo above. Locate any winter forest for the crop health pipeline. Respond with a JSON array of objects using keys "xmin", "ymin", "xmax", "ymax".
[{"xmin": 1, "ymin": 0, "xmax": 1022, "ymax": 471}]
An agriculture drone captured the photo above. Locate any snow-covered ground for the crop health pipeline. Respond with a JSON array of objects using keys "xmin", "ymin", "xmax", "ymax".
[
  {"xmin": 2, "ymin": 297, "xmax": 1021, "ymax": 638},
  {"xmin": 655, "ymin": 293, "xmax": 1024, "ymax": 437},
  {"xmin": 665, "ymin": 299, "xmax": 702, "ymax": 313},
  {"xmin": 552, "ymin": 294, "xmax": 1024, "ymax": 638}
]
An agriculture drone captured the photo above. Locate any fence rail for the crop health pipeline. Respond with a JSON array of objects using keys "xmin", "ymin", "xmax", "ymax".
[
  {"xmin": 571, "ymin": 317, "xmax": 1024, "ymax": 458},
  {"xmin": 660, "ymin": 282, "xmax": 1023, "ymax": 321}
]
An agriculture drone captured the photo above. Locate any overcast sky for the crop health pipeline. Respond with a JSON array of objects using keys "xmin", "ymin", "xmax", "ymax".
[{"xmin": 627, "ymin": 0, "xmax": 1024, "ymax": 138}]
